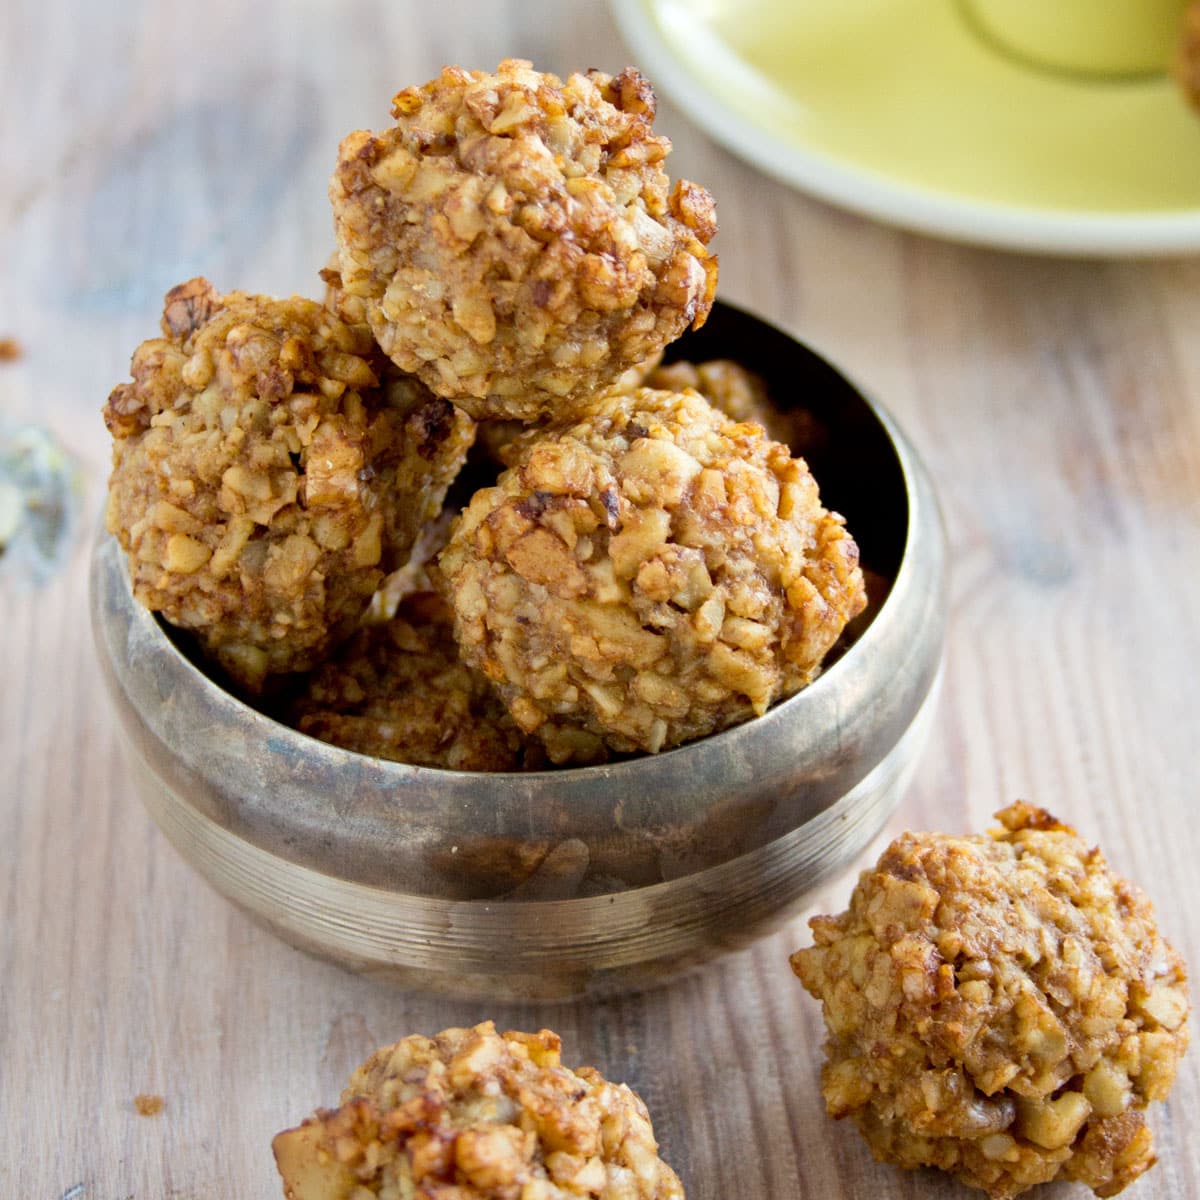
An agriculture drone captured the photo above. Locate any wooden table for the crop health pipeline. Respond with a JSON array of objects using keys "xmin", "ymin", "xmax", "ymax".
[{"xmin": 3, "ymin": 2, "xmax": 1198, "ymax": 1196}]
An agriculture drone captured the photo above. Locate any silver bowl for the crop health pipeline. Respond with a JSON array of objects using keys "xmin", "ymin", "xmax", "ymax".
[{"xmin": 90, "ymin": 301, "xmax": 946, "ymax": 1001}]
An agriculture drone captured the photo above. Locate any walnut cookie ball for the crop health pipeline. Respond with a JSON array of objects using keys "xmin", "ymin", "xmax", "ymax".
[
  {"xmin": 286, "ymin": 590, "xmax": 533, "ymax": 772},
  {"xmin": 272, "ymin": 1021, "xmax": 685, "ymax": 1200},
  {"xmin": 104, "ymin": 278, "xmax": 474, "ymax": 690},
  {"xmin": 438, "ymin": 386, "xmax": 866, "ymax": 763},
  {"xmin": 329, "ymin": 59, "xmax": 718, "ymax": 422},
  {"xmin": 791, "ymin": 803, "xmax": 1191, "ymax": 1199}
]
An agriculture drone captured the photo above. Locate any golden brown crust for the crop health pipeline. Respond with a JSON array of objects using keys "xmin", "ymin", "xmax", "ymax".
[
  {"xmin": 329, "ymin": 59, "xmax": 718, "ymax": 422},
  {"xmin": 103, "ymin": 278, "xmax": 474, "ymax": 690},
  {"xmin": 272, "ymin": 1021, "xmax": 686, "ymax": 1200},
  {"xmin": 791, "ymin": 803, "xmax": 1191, "ymax": 1198},
  {"xmin": 438, "ymin": 387, "xmax": 866, "ymax": 763},
  {"xmin": 287, "ymin": 591, "xmax": 533, "ymax": 771}
]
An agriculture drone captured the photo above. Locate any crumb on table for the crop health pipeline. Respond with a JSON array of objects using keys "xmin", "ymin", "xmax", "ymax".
[{"xmin": 134, "ymin": 1093, "xmax": 165, "ymax": 1117}]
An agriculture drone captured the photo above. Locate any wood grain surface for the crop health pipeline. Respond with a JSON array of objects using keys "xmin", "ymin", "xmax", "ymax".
[{"xmin": 2, "ymin": 2, "xmax": 1199, "ymax": 1197}]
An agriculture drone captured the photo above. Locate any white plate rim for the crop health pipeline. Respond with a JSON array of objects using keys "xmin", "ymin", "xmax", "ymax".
[{"xmin": 611, "ymin": 0, "xmax": 1200, "ymax": 257}]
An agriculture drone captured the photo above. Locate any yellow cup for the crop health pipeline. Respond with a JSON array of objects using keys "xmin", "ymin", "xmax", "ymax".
[{"xmin": 962, "ymin": 0, "xmax": 1189, "ymax": 77}]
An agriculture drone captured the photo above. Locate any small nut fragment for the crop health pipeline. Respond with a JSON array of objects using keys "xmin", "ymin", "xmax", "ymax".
[
  {"xmin": 1017, "ymin": 1093, "xmax": 1092, "ymax": 1151},
  {"xmin": 163, "ymin": 533, "xmax": 212, "ymax": 574}
]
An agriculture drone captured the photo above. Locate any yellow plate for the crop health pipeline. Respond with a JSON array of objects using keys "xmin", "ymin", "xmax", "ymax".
[{"xmin": 612, "ymin": 0, "xmax": 1200, "ymax": 255}]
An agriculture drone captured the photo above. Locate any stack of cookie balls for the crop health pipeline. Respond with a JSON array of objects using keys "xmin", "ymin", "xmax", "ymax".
[{"xmin": 103, "ymin": 58, "xmax": 867, "ymax": 767}]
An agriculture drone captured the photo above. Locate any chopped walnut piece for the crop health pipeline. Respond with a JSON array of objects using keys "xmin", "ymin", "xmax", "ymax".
[
  {"xmin": 103, "ymin": 278, "xmax": 473, "ymax": 690},
  {"xmin": 439, "ymin": 386, "xmax": 865, "ymax": 762},
  {"xmin": 791, "ymin": 803, "xmax": 1191, "ymax": 1198},
  {"xmin": 273, "ymin": 1021, "xmax": 685, "ymax": 1199},
  {"xmin": 329, "ymin": 59, "xmax": 717, "ymax": 422}
]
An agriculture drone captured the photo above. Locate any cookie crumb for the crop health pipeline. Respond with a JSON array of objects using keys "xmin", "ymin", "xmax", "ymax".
[
  {"xmin": 134, "ymin": 1093, "xmax": 165, "ymax": 1117},
  {"xmin": 0, "ymin": 337, "xmax": 22, "ymax": 362}
]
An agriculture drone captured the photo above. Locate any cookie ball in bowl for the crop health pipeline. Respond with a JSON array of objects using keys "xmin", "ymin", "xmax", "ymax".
[
  {"xmin": 286, "ymin": 590, "xmax": 534, "ymax": 772},
  {"xmin": 791, "ymin": 803, "xmax": 1191, "ymax": 1199},
  {"xmin": 272, "ymin": 1021, "xmax": 685, "ymax": 1199},
  {"xmin": 330, "ymin": 58, "xmax": 718, "ymax": 422},
  {"xmin": 103, "ymin": 278, "xmax": 473, "ymax": 690},
  {"xmin": 439, "ymin": 386, "xmax": 867, "ymax": 763}
]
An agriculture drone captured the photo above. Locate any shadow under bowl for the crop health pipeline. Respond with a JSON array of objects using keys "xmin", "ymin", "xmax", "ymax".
[{"xmin": 90, "ymin": 300, "xmax": 947, "ymax": 1001}]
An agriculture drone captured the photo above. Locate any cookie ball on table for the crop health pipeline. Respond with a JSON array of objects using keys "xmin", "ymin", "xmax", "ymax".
[
  {"xmin": 103, "ymin": 278, "xmax": 473, "ymax": 691},
  {"xmin": 287, "ymin": 590, "xmax": 533, "ymax": 772},
  {"xmin": 330, "ymin": 59, "xmax": 718, "ymax": 422},
  {"xmin": 272, "ymin": 1021, "xmax": 685, "ymax": 1199},
  {"xmin": 791, "ymin": 803, "xmax": 1191, "ymax": 1199},
  {"xmin": 439, "ymin": 387, "xmax": 866, "ymax": 763}
]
